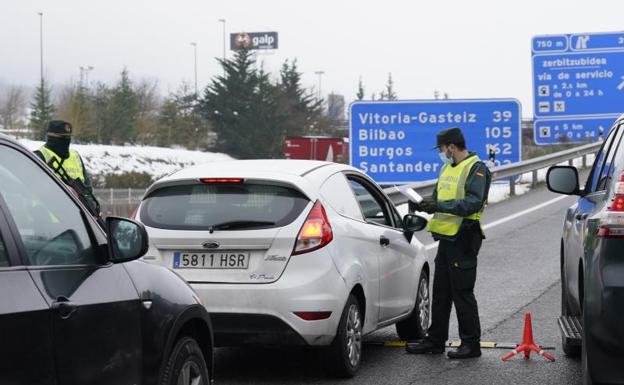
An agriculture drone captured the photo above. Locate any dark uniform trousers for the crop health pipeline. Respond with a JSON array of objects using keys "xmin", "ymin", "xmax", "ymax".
[{"xmin": 428, "ymin": 222, "xmax": 482, "ymax": 346}]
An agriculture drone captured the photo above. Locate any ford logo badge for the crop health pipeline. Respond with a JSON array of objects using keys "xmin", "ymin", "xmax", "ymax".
[{"xmin": 202, "ymin": 242, "xmax": 220, "ymax": 249}]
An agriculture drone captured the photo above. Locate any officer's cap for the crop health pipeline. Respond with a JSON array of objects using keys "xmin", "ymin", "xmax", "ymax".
[
  {"xmin": 47, "ymin": 120, "xmax": 73, "ymax": 137},
  {"xmin": 434, "ymin": 127, "xmax": 465, "ymax": 149}
]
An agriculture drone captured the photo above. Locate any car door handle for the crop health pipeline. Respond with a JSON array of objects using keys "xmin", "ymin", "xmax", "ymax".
[
  {"xmin": 575, "ymin": 213, "xmax": 588, "ymax": 220},
  {"xmin": 380, "ymin": 236, "xmax": 390, "ymax": 247},
  {"xmin": 51, "ymin": 296, "xmax": 77, "ymax": 320}
]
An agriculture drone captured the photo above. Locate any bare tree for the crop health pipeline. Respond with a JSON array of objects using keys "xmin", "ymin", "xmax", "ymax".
[
  {"xmin": 0, "ymin": 85, "xmax": 28, "ymax": 134},
  {"xmin": 134, "ymin": 78, "xmax": 161, "ymax": 144}
]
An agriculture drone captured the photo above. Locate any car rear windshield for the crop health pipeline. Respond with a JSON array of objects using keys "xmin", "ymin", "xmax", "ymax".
[{"xmin": 140, "ymin": 182, "xmax": 310, "ymax": 230}]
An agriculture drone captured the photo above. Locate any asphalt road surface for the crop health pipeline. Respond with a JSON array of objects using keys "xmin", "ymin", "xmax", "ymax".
[{"xmin": 213, "ymin": 182, "xmax": 584, "ymax": 385}]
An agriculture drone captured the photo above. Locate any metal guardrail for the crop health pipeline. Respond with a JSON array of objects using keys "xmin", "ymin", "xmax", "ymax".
[
  {"xmin": 94, "ymin": 141, "xmax": 602, "ymax": 214},
  {"xmin": 383, "ymin": 141, "xmax": 602, "ymax": 205}
]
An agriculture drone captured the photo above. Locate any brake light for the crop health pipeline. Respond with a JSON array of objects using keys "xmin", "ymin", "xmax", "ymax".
[
  {"xmin": 293, "ymin": 311, "xmax": 332, "ymax": 321},
  {"xmin": 292, "ymin": 201, "xmax": 333, "ymax": 255},
  {"xmin": 599, "ymin": 172, "xmax": 624, "ymax": 238},
  {"xmin": 199, "ymin": 178, "xmax": 243, "ymax": 184},
  {"xmin": 610, "ymin": 195, "xmax": 624, "ymax": 212},
  {"xmin": 598, "ymin": 225, "xmax": 624, "ymax": 238}
]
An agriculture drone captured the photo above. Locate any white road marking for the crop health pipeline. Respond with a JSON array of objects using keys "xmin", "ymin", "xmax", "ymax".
[{"xmin": 424, "ymin": 195, "xmax": 570, "ymax": 251}]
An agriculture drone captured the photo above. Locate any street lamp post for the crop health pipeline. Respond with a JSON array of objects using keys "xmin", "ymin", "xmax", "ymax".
[
  {"xmin": 218, "ymin": 19, "xmax": 226, "ymax": 77},
  {"xmin": 314, "ymin": 71, "xmax": 325, "ymax": 101},
  {"xmin": 38, "ymin": 12, "xmax": 43, "ymax": 85},
  {"xmin": 190, "ymin": 42, "xmax": 198, "ymax": 96}
]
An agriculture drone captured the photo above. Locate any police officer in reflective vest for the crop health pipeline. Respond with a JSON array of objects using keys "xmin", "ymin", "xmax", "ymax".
[
  {"xmin": 34, "ymin": 120, "xmax": 101, "ymax": 217},
  {"xmin": 406, "ymin": 127, "xmax": 491, "ymax": 359}
]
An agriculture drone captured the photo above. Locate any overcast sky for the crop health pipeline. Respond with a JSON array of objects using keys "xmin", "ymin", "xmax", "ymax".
[{"xmin": 1, "ymin": 0, "xmax": 622, "ymax": 117}]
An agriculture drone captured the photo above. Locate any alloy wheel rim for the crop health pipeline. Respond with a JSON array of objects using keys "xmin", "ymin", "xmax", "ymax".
[
  {"xmin": 418, "ymin": 277, "xmax": 430, "ymax": 332},
  {"xmin": 345, "ymin": 304, "xmax": 362, "ymax": 367},
  {"xmin": 177, "ymin": 360, "xmax": 203, "ymax": 385}
]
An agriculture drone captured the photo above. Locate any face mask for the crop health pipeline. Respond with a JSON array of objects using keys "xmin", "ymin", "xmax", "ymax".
[
  {"xmin": 46, "ymin": 136, "xmax": 71, "ymax": 159},
  {"xmin": 439, "ymin": 151, "xmax": 452, "ymax": 164}
]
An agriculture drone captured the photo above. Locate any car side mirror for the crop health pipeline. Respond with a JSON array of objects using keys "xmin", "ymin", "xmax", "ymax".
[
  {"xmin": 106, "ymin": 216, "xmax": 149, "ymax": 263},
  {"xmin": 403, "ymin": 214, "xmax": 428, "ymax": 233},
  {"xmin": 546, "ymin": 166, "xmax": 581, "ymax": 196}
]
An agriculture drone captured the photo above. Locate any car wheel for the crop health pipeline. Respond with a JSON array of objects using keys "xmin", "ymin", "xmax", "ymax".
[
  {"xmin": 160, "ymin": 336, "xmax": 210, "ymax": 385},
  {"xmin": 326, "ymin": 294, "xmax": 363, "ymax": 378},
  {"xmin": 395, "ymin": 270, "xmax": 430, "ymax": 341},
  {"xmin": 561, "ymin": 260, "xmax": 581, "ymax": 357}
]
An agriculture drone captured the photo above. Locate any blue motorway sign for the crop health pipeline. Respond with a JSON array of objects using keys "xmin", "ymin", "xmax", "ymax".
[
  {"xmin": 532, "ymin": 32, "xmax": 624, "ymax": 144},
  {"xmin": 350, "ymin": 99, "xmax": 521, "ymax": 184},
  {"xmin": 534, "ymin": 116, "xmax": 613, "ymax": 144}
]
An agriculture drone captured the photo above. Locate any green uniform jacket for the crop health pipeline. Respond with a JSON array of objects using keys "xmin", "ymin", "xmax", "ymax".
[
  {"xmin": 34, "ymin": 146, "xmax": 101, "ymax": 215},
  {"xmin": 431, "ymin": 152, "xmax": 492, "ymax": 241}
]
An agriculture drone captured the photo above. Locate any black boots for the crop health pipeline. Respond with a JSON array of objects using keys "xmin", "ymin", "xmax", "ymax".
[
  {"xmin": 405, "ymin": 339, "xmax": 445, "ymax": 354},
  {"xmin": 446, "ymin": 343, "xmax": 482, "ymax": 359}
]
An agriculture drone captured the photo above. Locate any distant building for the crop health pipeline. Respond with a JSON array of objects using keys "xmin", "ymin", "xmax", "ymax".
[{"xmin": 327, "ymin": 93, "xmax": 345, "ymax": 121}]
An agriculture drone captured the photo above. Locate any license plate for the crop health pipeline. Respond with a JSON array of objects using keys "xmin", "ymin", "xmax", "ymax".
[{"xmin": 173, "ymin": 251, "xmax": 250, "ymax": 269}]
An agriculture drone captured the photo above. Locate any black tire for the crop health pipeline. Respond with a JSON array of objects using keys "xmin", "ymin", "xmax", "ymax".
[
  {"xmin": 396, "ymin": 269, "xmax": 430, "ymax": 341},
  {"xmin": 160, "ymin": 336, "xmax": 211, "ymax": 385},
  {"xmin": 561, "ymin": 256, "xmax": 581, "ymax": 357},
  {"xmin": 326, "ymin": 294, "xmax": 363, "ymax": 378}
]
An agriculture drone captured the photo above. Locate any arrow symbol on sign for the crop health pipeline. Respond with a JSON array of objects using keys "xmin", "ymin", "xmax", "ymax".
[{"xmin": 618, "ymin": 76, "xmax": 624, "ymax": 91}]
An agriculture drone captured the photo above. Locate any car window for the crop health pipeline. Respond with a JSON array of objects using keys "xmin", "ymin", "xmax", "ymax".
[
  {"xmin": 390, "ymin": 206, "xmax": 403, "ymax": 229},
  {"xmin": 587, "ymin": 124, "xmax": 620, "ymax": 193},
  {"xmin": 0, "ymin": 146, "xmax": 98, "ymax": 266},
  {"xmin": 140, "ymin": 182, "xmax": 309, "ymax": 230},
  {"xmin": 595, "ymin": 126, "xmax": 624, "ymax": 191},
  {"xmin": 347, "ymin": 177, "xmax": 391, "ymax": 226},
  {"xmin": 0, "ymin": 233, "xmax": 8, "ymax": 267},
  {"xmin": 320, "ymin": 173, "xmax": 364, "ymax": 221}
]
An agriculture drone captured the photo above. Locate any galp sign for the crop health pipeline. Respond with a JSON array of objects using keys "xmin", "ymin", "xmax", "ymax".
[{"xmin": 230, "ymin": 32, "xmax": 279, "ymax": 50}]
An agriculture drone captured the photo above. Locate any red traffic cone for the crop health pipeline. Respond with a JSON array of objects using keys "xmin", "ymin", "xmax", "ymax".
[{"xmin": 501, "ymin": 312, "xmax": 555, "ymax": 362}]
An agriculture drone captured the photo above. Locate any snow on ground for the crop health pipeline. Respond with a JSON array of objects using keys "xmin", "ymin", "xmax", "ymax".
[{"xmin": 19, "ymin": 139, "xmax": 233, "ymax": 180}]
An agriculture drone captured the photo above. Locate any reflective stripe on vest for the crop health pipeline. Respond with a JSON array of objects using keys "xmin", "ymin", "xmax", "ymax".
[
  {"xmin": 426, "ymin": 156, "xmax": 483, "ymax": 237},
  {"xmin": 38, "ymin": 146, "xmax": 85, "ymax": 183}
]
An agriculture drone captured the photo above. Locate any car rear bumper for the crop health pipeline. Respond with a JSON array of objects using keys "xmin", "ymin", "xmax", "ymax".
[
  {"xmin": 190, "ymin": 248, "xmax": 348, "ymax": 346},
  {"xmin": 584, "ymin": 240, "xmax": 624, "ymax": 382},
  {"xmin": 586, "ymin": 286, "xmax": 624, "ymax": 351}
]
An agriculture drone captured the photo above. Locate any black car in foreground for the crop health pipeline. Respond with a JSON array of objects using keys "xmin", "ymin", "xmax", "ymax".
[
  {"xmin": 547, "ymin": 115, "xmax": 624, "ymax": 385},
  {"xmin": 0, "ymin": 134, "xmax": 213, "ymax": 385}
]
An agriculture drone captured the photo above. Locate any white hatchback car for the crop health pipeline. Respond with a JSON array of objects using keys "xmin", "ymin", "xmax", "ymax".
[{"xmin": 136, "ymin": 160, "xmax": 433, "ymax": 377}]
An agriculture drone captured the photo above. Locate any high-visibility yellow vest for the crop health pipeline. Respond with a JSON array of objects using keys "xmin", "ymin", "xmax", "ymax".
[
  {"xmin": 427, "ymin": 156, "xmax": 483, "ymax": 237},
  {"xmin": 38, "ymin": 146, "xmax": 85, "ymax": 183}
]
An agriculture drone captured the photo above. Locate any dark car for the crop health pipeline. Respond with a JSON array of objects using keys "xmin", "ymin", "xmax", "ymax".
[
  {"xmin": 547, "ymin": 115, "xmax": 624, "ymax": 385},
  {"xmin": 0, "ymin": 134, "xmax": 213, "ymax": 385}
]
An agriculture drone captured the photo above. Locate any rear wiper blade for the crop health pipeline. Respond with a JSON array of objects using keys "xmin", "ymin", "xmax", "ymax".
[{"xmin": 209, "ymin": 220, "xmax": 276, "ymax": 231}]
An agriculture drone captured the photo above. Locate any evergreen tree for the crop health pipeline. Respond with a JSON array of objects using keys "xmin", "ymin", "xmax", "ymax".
[
  {"xmin": 200, "ymin": 49, "xmax": 262, "ymax": 158},
  {"xmin": 277, "ymin": 59, "xmax": 324, "ymax": 137},
  {"xmin": 356, "ymin": 77, "xmax": 365, "ymax": 100},
  {"xmin": 29, "ymin": 79, "xmax": 55, "ymax": 140},
  {"xmin": 91, "ymin": 82, "xmax": 112, "ymax": 144},
  {"xmin": 107, "ymin": 68, "xmax": 139, "ymax": 144},
  {"xmin": 200, "ymin": 50, "xmax": 327, "ymax": 158}
]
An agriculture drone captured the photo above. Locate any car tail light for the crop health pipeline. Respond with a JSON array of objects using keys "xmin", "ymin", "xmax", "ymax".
[
  {"xmin": 199, "ymin": 178, "xmax": 243, "ymax": 184},
  {"xmin": 293, "ymin": 311, "xmax": 332, "ymax": 321},
  {"xmin": 598, "ymin": 173, "xmax": 624, "ymax": 238},
  {"xmin": 292, "ymin": 200, "xmax": 333, "ymax": 255}
]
